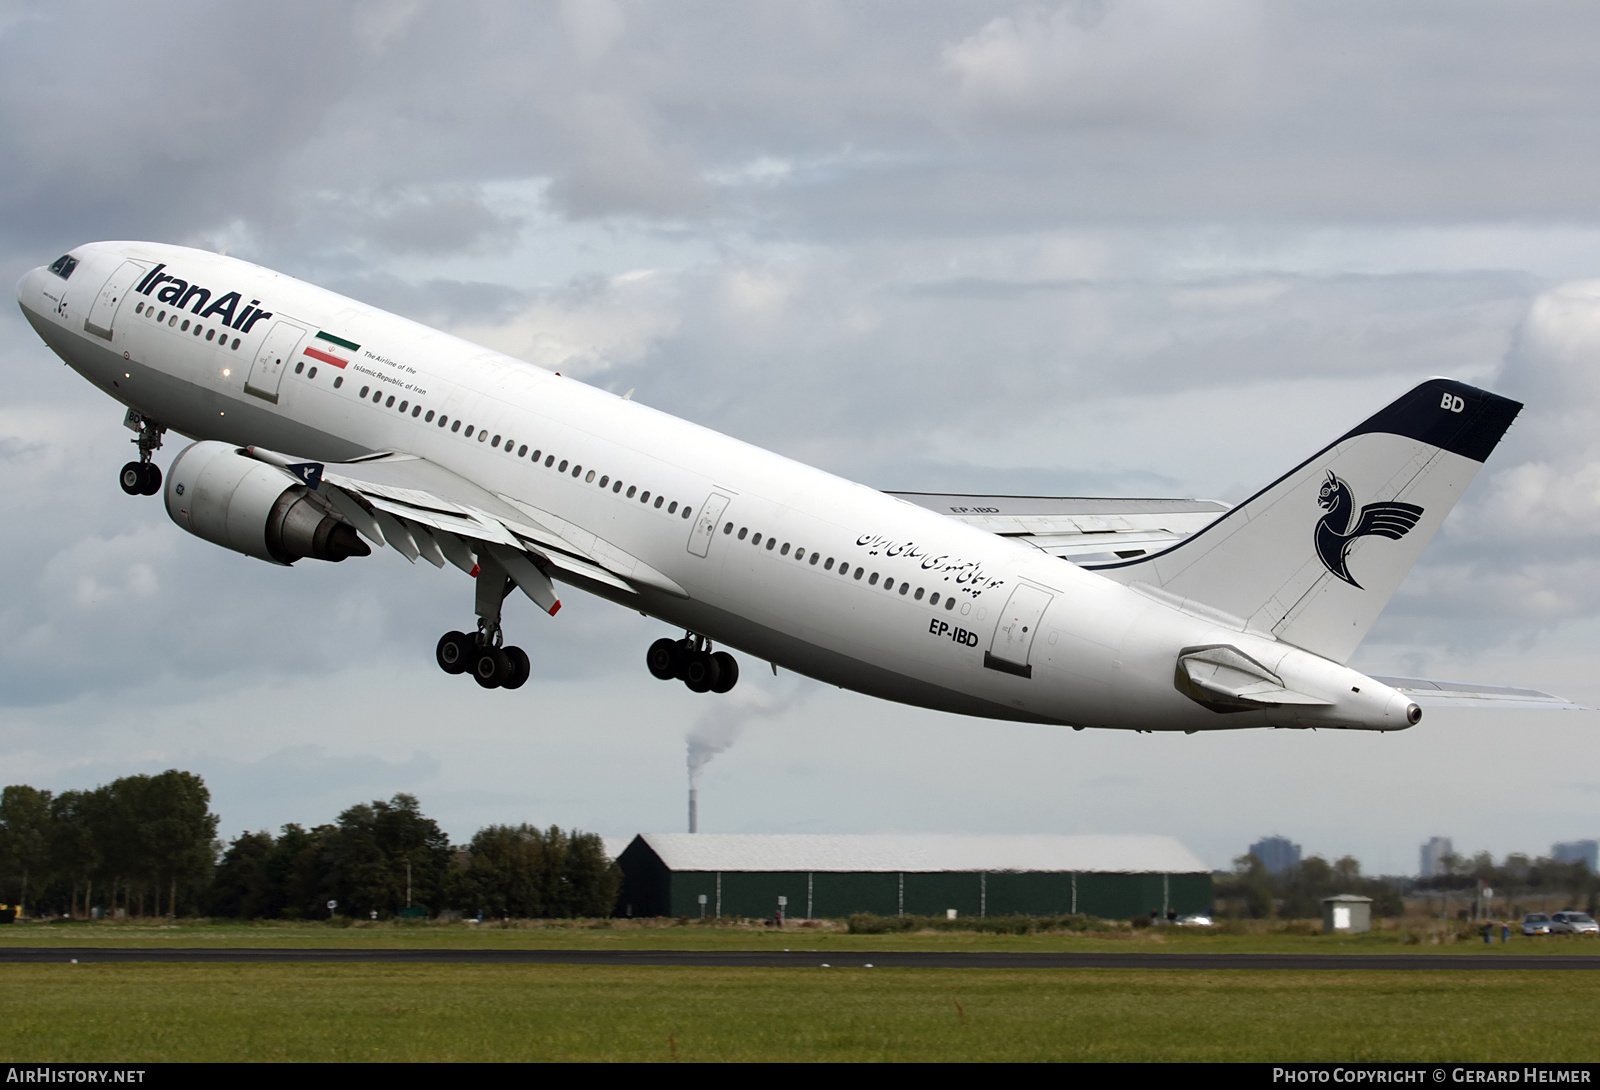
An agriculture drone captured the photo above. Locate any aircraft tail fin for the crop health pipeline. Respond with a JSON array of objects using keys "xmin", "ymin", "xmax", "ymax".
[{"xmin": 1087, "ymin": 379, "xmax": 1521, "ymax": 663}]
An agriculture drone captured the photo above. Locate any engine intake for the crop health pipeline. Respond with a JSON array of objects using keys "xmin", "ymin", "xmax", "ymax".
[{"xmin": 164, "ymin": 441, "xmax": 370, "ymax": 565}]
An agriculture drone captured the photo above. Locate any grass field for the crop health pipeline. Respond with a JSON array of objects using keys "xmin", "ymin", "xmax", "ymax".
[
  {"xmin": 3, "ymin": 920, "xmax": 1595, "ymax": 1061},
  {"xmin": 0, "ymin": 961, "xmax": 1596, "ymax": 1061}
]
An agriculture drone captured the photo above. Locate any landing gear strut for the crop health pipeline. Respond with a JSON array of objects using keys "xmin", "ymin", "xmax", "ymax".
[
  {"xmin": 118, "ymin": 410, "xmax": 165, "ymax": 496},
  {"xmin": 436, "ymin": 551, "xmax": 531, "ymax": 690},
  {"xmin": 648, "ymin": 633, "xmax": 738, "ymax": 694}
]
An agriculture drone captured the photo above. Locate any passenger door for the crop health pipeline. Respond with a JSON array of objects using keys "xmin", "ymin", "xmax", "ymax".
[
  {"xmin": 984, "ymin": 582, "xmax": 1054, "ymax": 679},
  {"xmin": 82, "ymin": 260, "xmax": 149, "ymax": 340},
  {"xmin": 244, "ymin": 320, "xmax": 309, "ymax": 403}
]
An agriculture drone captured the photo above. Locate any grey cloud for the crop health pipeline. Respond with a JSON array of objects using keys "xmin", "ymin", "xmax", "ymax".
[
  {"xmin": 320, "ymin": 273, "xmax": 529, "ymax": 328},
  {"xmin": 201, "ymin": 746, "xmax": 443, "ymax": 837},
  {"xmin": 944, "ymin": 0, "xmax": 1264, "ymax": 129}
]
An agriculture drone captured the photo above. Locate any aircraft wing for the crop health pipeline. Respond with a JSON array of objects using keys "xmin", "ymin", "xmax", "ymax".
[
  {"xmin": 246, "ymin": 447, "xmax": 687, "ymax": 610},
  {"xmin": 888, "ymin": 492, "xmax": 1230, "ymax": 564},
  {"xmin": 1367, "ymin": 676, "xmax": 1587, "ymax": 711}
]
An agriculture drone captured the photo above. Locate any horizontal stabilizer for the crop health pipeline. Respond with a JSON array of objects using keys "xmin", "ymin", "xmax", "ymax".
[
  {"xmin": 890, "ymin": 492, "xmax": 1227, "ymax": 564},
  {"xmin": 1369, "ymin": 676, "xmax": 1587, "ymax": 711}
]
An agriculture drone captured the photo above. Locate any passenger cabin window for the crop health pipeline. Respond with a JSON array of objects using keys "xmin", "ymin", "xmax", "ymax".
[{"xmin": 48, "ymin": 255, "xmax": 78, "ymax": 279}]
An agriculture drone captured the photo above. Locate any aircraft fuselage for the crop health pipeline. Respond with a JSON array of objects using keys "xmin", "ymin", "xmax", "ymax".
[{"xmin": 16, "ymin": 242, "xmax": 1420, "ymax": 732}]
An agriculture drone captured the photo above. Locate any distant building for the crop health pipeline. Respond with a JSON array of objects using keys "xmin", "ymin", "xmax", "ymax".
[
  {"xmin": 616, "ymin": 833, "xmax": 1213, "ymax": 920},
  {"xmin": 1552, "ymin": 840, "xmax": 1599, "ymax": 871},
  {"xmin": 1249, "ymin": 836, "xmax": 1302, "ymax": 875},
  {"xmin": 1420, "ymin": 836, "xmax": 1453, "ymax": 878}
]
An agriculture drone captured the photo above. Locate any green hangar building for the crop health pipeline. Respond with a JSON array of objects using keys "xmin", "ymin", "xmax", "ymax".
[{"xmin": 615, "ymin": 833, "xmax": 1212, "ymax": 920}]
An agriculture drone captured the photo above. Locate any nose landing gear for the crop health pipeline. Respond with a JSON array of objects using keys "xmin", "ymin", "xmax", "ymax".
[
  {"xmin": 118, "ymin": 411, "xmax": 165, "ymax": 496},
  {"xmin": 648, "ymin": 634, "xmax": 739, "ymax": 694}
]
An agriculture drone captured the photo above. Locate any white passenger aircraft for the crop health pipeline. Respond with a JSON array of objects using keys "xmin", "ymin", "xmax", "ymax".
[{"xmin": 15, "ymin": 242, "xmax": 1576, "ymax": 731}]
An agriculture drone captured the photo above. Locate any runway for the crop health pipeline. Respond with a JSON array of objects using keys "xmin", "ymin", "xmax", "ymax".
[{"xmin": 0, "ymin": 948, "xmax": 1596, "ymax": 969}]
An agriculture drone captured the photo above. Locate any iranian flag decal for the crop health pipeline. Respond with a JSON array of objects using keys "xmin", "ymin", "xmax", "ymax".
[{"xmin": 304, "ymin": 330, "xmax": 359, "ymax": 368}]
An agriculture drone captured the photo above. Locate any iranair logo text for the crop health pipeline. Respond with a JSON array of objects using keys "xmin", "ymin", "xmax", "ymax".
[
  {"xmin": 1313, "ymin": 472, "xmax": 1424, "ymax": 589},
  {"xmin": 134, "ymin": 263, "xmax": 275, "ymax": 333}
]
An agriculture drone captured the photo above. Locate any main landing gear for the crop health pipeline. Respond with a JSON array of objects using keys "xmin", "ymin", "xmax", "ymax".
[
  {"xmin": 435, "ymin": 549, "xmax": 531, "ymax": 690},
  {"xmin": 437, "ymin": 629, "xmax": 530, "ymax": 690},
  {"xmin": 648, "ymin": 633, "xmax": 739, "ymax": 694},
  {"xmin": 119, "ymin": 411, "xmax": 165, "ymax": 496}
]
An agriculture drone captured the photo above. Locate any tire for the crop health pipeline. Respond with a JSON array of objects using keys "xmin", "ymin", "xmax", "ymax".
[
  {"xmin": 138, "ymin": 462, "xmax": 163, "ymax": 495},
  {"xmin": 474, "ymin": 647, "xmax": 511, "ymax": 688},
  {"xmin": 119, "ymin": 462, "xmax": 144, "ymax": 496},
  {"xmin": 683, "ymin": 651, "xmax": 720, "ymax": 694},
  {"xmin": 709, "ymin": 651, "xmax": 739, "ymax": 693},
  {"xmin": 647, "ymin": 637, "xmax": 681, "ymax": 680},
  {"xmin": 503, "ymin": 646, "xmax": 531, "ymax": 690},
  {"xmin": 436, "ymin": 631, "xmax": 472, "ymax": 675}
]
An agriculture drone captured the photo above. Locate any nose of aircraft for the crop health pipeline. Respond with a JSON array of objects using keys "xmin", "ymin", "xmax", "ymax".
[{"xmin": 15, "ymin": 265, "xmax": 44, "ymax": 317}]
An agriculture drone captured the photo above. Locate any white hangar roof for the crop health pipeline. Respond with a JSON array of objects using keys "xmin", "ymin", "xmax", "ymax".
[{"xmin": 627, "ymin": 833, "xmax": 1208, "ymax": 874}]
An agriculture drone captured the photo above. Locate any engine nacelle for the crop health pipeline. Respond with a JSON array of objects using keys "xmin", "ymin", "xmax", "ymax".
[{"xmin": 164, "ymin": 441, "xmax": 371, "ymax": 565}]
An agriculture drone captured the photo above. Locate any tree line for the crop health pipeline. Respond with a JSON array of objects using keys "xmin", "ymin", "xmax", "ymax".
[{"xmin": 0, "ymin": 773, "xmax": 619, "ymax": 920}]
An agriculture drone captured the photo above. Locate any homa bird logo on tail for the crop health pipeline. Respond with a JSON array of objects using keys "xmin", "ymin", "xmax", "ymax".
[{"xmin": 1314, "ymin": 473, "xmax": 1424, "ymax": 588}]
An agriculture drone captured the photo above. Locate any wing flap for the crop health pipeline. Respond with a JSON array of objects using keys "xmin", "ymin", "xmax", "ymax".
[{"xmin": 247, "ymin": 447, "xmax": 680, "ymax": 598}]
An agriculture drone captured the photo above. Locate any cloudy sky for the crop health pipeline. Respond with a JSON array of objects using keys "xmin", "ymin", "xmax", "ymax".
[{"xmin": 3, "ymin": 0, "xmax": 1600, "ymax": 876}]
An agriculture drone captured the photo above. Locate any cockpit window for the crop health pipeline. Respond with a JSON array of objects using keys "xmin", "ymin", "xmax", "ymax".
[{"xmin": 47, "ymin": 255, "xmax": 77, "ymax": 280}]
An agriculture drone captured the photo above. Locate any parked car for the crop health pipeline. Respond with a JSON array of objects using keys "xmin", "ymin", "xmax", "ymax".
[
  {"xmin": 1522, "ymin": 913, "xmax": 1553, "ymax": 936},
  {"xmin": 1175, "ymin": 914, "xmax": 1214, "ymax": 927},
  {"xmin": 1550, "ymin": 911, "xmax": 1599, "ymax": 935}
]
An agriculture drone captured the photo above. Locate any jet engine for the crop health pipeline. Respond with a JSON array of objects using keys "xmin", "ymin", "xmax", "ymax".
[{"xmin": 163, "ymin": 441, "xmax": 370, "ymax": 565}]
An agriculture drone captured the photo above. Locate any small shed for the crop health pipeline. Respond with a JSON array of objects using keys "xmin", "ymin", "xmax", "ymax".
[
  {"xmin": 1322, "ymin": 894, "xmax": 1372, "ymax": 934},
  {"xmin": 615, "ymin": 833, "xmax": 1212, "ymax": 920}
]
